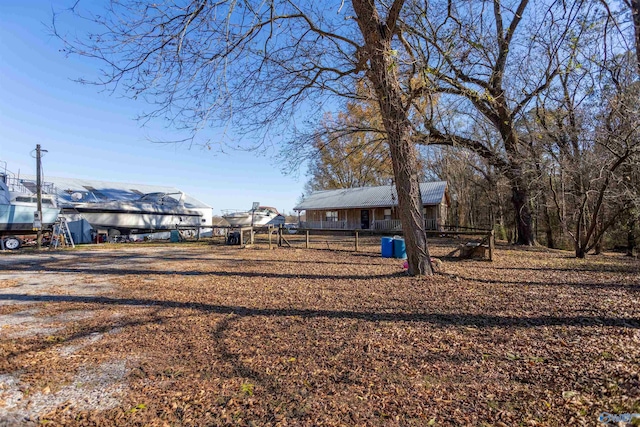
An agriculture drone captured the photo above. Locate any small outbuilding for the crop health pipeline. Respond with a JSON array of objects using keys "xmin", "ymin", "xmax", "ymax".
[{"xmin": 294, "ymin": 181, "xmax": 449, "ymax": 231}]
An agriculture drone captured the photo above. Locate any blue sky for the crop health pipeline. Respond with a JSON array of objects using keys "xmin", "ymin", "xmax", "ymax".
[{"xmin": 0, "ymin": 1, "xmax": 307, "ymax": 215}]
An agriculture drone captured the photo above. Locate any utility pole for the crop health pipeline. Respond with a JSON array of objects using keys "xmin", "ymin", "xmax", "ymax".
[{"xmin": 35, "ymin": 145, "xmax": 43, "ymax": 250}]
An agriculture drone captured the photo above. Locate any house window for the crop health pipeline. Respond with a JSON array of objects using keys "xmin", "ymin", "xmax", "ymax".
[
  {"xmin": 384, "ymin": 209, "xmax": 392, "ymax": 220},
  {"xmin": 325, "ymin": 211, "xmax": 338, "ymax": 222}
]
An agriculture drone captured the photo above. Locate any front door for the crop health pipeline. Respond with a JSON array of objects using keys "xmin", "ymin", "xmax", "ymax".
[{"xmin": 360, "ymin": 209, "xmax": 370, "ymax": 229}]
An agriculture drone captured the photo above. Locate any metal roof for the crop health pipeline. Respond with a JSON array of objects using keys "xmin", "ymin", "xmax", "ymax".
[
  {"xmin": 294, "ymin": 181, "xmax": 447, "ymax": 211},
  {"xmin": 20, "ymin": 174, "xmax": 212, "ymax": 209}
]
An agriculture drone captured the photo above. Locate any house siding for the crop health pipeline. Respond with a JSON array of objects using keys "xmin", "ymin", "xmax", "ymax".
[
  {"xmin": 302, "ymin": 205, "xmax": 442, "ymax": 230},
  {"xmin": 295, "ymin": 181, "xmax": 449, "ymax": 231}
]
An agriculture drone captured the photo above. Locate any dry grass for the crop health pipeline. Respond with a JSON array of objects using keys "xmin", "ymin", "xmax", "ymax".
[{"xmin": 0, "ymin": 240, "xmax": 639, "ymax": 426}]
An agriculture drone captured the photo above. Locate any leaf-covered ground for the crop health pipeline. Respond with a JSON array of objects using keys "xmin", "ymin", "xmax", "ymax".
[{"xmin": 0, "ymin": 240, "xmax": 638, "ymax": 426}]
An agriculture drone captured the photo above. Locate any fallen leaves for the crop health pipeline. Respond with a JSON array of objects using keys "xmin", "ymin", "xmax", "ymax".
[{"xmin": 0, "ymin": 241, "xmax": 638, "ymax": 426}]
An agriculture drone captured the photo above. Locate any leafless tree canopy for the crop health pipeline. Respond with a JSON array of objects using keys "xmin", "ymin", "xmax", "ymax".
[
  {"xmin": 55, "ymin": 0, "xmax": 640, "ymax": 260},
  {"xmin": 56, "ymin": 0, "xmax": 364, "ymax": 145},
  {"xmin": 56, "ymin": 0, "xmax": 440, "ymax": 274},
  {"xmin": 420, "ymin": 2, "xmax": 640, "ymax": 256}
]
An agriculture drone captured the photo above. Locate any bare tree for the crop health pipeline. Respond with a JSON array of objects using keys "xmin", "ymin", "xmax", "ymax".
[
  {"xmin": 426, "ymin": 146, "xmax": 511, "ymax": 234},
  {"xmin": 598, "ymin": 0, "xmax": 640, "ymax": 255},
  {"xmin": 394, "ymin": 0, "xmax": 587, "ymax": 245},
  {"xmin": 600, "ymin": 0, "xmax": 640, "ymax": 71},
  {"xmin": 54, "ymin": 0, "xmax": 435, "ymax": 274},
  {"xmin": 532, "ymin": 40, "xmax": 640, "ymax": 257}
]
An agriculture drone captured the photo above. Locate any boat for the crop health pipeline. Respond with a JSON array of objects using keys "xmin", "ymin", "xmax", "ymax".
[
  {"xmin": 64, "ymin": 191, "xmax": 205, "ymax": 234},
  {"xmin": 0, "ymin": 170, "xmax": 60, "ymax": 249},
  {"xmin": 222, "ymin": 206, "xmax": 285, "ymax": 227}
]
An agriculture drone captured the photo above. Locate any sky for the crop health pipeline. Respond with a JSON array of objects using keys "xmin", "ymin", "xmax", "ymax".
[{"xmin": 0, "ymin": 1, "xmax": 307, "ymax": 216}]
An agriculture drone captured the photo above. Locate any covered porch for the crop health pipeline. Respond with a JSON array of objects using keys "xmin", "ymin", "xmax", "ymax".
[{"xmin": 300, "ymin": 207, "xmax": 441, "ymax": 231}]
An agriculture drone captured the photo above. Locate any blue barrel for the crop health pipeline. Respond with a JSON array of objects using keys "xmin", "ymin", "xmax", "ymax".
[
  {"xmin": 393, "ymin": 237, "xmax": 407, "ymax": 259},
  {"xmin": 381, "ymin": 237, "xmax": 394, "ymax": 258},
  {"xmin": 170, "ymin": 230, "xmax": 180, "ymax": 242}
]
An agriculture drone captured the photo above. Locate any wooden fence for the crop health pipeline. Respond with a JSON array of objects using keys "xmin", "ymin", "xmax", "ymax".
[{"xmin": 275, "ymin": 226, "xmax": 495, "ymax": 261}]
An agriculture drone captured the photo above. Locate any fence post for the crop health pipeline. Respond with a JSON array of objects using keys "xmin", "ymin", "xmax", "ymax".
[
  {"xmin": 355, "ymin": 231, "xmax": 359, "ymax": 252},
  {"xmin": 306, "ymin": 230, "xmax": 310, "ymax": 249},
  {"xmin": 278, "ymin": 225, "xmax": 282, "ymax": 247},
  {"xmin": 267, "ymin": 225, "xmax": 273, "ymax": 250},
  {"xmin": 489, "ymin": 230, "xmax": 495, "ymax": 261}
]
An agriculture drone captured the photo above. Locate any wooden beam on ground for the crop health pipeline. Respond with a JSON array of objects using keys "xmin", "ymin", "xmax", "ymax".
[
  {"xmin": 280, "ymin": 235, "xmax": 292, "ymax": 247},
  {"xmin": 445, "ymin": 246, "xmax": 462, "ymax": 258},
  {"xmin": 277, "ymin": 226, "xmax": 292, "ymax": 248}
]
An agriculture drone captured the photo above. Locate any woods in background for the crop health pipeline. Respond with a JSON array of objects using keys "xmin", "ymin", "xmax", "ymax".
[{"xmin": 300, "ymin": 0, "xmax": 639, "ymax": 257}]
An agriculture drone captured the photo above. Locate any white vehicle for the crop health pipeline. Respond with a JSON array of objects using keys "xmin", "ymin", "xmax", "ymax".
[
  {"xmin": 1, "ymin": 169, "xmax": 60, "ymax": 250},
  {"xmin": 67, "ymin": 192, "xmax": 205, "ymax": 234},
  {"xmin": 284, "ymin": 223, "xmax": 298, "ymax": 234},
  {"xmin": 222, "ymin": 206, "xmax": 285, "ymax": 227}
]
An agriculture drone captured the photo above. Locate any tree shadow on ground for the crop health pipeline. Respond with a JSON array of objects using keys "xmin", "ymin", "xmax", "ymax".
[
  {"xmin": 0, "ymin": 264, "xmax": 404, "ymax": 281},
  {"xmin": 1, "ymin": 293, "xmax": 638, "ymax": 329},
  {"xmin": 0, "ymin": 250, "xmax": 386, "ymax": 270},
  {"xmin": 468, "ymin": 264, "xmax": 640, "ymax": 274},
  {"xmin": 440, "ymin": 272, "xmax": 639, "ymax": 292}
]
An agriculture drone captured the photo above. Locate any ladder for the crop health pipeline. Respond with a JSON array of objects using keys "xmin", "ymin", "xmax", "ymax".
[{"xmin": 50, "ymin": 217, "xmax": 75, "ymax": 249}]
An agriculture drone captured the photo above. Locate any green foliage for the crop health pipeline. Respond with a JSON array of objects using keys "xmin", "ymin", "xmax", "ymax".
[
  {"xmin": 241, "ymin": 383, "xmax": 254, "ymax": 396},
  {"xmin": 128, "ymin": 403, "xmax": 146, "ymax": 413}
]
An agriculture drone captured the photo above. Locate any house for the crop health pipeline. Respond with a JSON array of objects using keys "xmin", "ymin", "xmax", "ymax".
[{"xmin": 294, "ymin": 181, "xmax": 449, "ymax": 231}]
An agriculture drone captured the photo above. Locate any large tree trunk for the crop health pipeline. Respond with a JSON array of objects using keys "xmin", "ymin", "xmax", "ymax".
[
  {"xmin": 575, "ymin": 213, "xmax": 586, "ymax": 258},
  {"xmin": 497, "ymin": 108, "xmax": 535, "ymax": 246},
  {"xmin": 576, "ymin": 244, "xmax": 587, "ymax": 259},
  {"xmin": 352, "ymin": 0, "xmax": 433, "ymax": 276},
  {"xmin": 510, "ymin": 183, "xmax": 535, "ymax": 245},
  {"xmin": 387, "ymin": 134, "xmax": 432, "ymax": 276},
  {"xmin": 544, "ymin": 207, "xmax": 556, "ymax": 249}
]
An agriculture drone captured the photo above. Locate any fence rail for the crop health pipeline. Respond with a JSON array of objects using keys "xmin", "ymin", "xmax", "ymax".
[
  {"xmin": 302, "ymin": 220, "xmax": 349, "ymax": 230},
  {"xmin": 276, "ymin": 226, "xmax": 495, "ymax": 261},
  {"xmin": 301, "ymin": 218, "xmax": 440, "ymax": 231}
]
